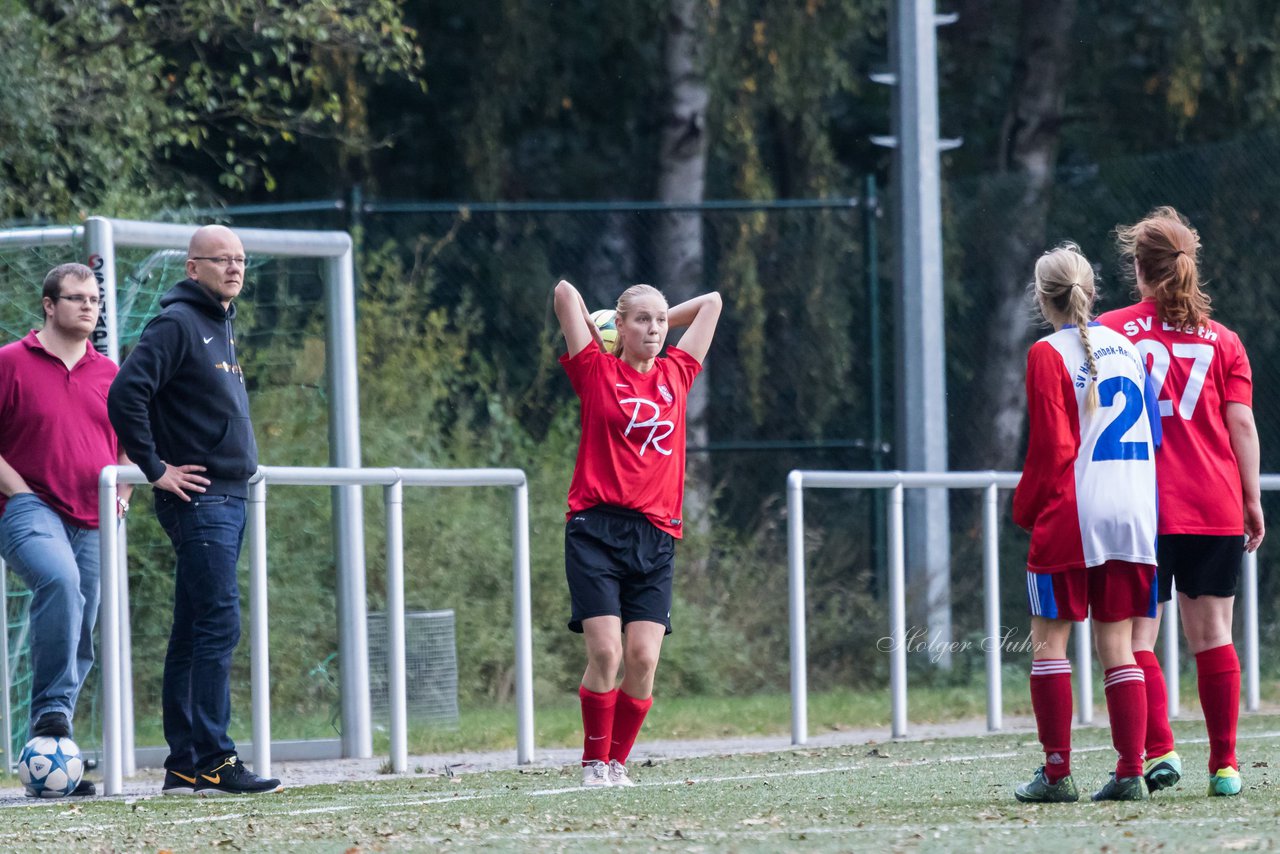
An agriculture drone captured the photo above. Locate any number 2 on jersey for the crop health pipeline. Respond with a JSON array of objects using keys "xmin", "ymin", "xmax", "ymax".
[
  {"xmin": 1137, "ymin": 340, "xmax": 1214, "ymax": 419},
  {"xmin": 1092, "ymin": 376, "xmax": 1148, "ymax": 461}
]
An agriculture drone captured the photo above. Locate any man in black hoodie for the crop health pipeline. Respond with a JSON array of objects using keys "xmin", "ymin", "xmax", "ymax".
[{"xmin": 108, "ymin": 224, "xmax": 282, "ymax": 796}]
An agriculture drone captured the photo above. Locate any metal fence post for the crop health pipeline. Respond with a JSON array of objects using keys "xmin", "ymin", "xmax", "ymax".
[
  {"xmin": 97, "ymin": 468, "xmax": 123, "ymax": 796},
  {"xmin": 0, "ymin": 557, "xmax": 11, "ymax": 771},
  {"xmin": 1243, "ymin": 550, "xmax": 1260, "ymax": 711},
  {"xmin": 1163, "ymin": 589, "xmax": 1180, "ymax": 716},
  {"xmin": 248, "ymin": 475, "xmax": 271, "ymax": 777},
  {"xmin": 888, "ymin": 482, "xmax": 907, "ymax": 738},
  {"xmin": 787, "ymin": 472, "xmax": 807, "ymax": 745},
  {"xmin": 1074, "ymin": 618, "xmax": 1093, "ymax": 725},
  {"xmin": 512, "ymin": 479, "xmax": 535, "ymax": 765},
  {"xmin": 118, "ymin": 523, "xmax": 135, "ymax": 776},
  {"xmin": 385, "ymin": 479, "xmax": 408, "ymax": 773},
  {"xmin": 982, "ymin": 483, "xmax": 1002, "ymax": 731}
]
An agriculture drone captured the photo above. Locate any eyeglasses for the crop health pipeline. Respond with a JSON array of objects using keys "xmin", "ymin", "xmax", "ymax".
[
  {"xmin": 191, "ymin": 255, "xmax": 248, "ymax": 267},
  {"xmin": 53, "ymin": 295, "xmax": 101, "ymax": 307}
]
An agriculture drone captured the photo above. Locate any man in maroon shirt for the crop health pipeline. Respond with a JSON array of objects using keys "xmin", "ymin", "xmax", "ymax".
[{"xmin": 0, "ymin": 263, "xmax": 130, "ymax": 797}]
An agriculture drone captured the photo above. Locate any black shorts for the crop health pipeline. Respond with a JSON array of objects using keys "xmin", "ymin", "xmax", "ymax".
[
  {"xmin": 1156, "ymin": 534, "xmax": 1244, "ymax": 602},
  {"xmin": 565, "ymin": 505, "xmax": 675, "ymax": 634}
]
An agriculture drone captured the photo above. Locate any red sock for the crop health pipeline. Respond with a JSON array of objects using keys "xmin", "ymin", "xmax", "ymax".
[
  {"xmin": 1196, "ymin": 644, "xmax": 1240, "ymax": 773},
  {"xmin": 609, "ymin": 690, "xmax": 653, "ymax": 766},
  {"xmin": 1134, "ymin": 650, "xmax": 1175, "ymax": 758},
  {"xmin": 579, "ymin": 684, "xmax": 617, "ymax": 764},
  {"xmin": 1104, "ymin": 665, "xmax": 1147, "ymax": 778},
  {"xmin": 1030, "ymin": 659, "xmax": 1073, "ymax": 783}
]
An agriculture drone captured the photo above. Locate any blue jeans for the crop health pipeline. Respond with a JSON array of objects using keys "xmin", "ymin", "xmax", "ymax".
[
  {"xmin": 154, "ymin": 490, "xmax": 245, "ymax": 772},
  {"xmin": 0, "ymin": 493, "xmax": 101, "ymax": 736}
]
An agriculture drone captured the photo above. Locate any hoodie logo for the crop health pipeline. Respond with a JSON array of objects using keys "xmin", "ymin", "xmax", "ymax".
[{"xmin": 203, "ymin": 336, "xmax": 214, "ymax": 344}]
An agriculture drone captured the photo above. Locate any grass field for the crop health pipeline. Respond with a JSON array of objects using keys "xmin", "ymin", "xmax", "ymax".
[
  {"xmin": 84, "ymin": 671, "xmax": 1260, "ymax": 756},
  {"xmin": 3, "ymin": 714, "xmax": 1278, "ymax": 852}
]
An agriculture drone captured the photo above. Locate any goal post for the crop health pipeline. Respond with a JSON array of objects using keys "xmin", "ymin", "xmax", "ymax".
[
  {"xmin": 0, "ymin": 218, "xmax": 375, "ymax": 763},
  {"xmin": 84, "ymin": 217, "xmax": 373, "ymax": 762}
]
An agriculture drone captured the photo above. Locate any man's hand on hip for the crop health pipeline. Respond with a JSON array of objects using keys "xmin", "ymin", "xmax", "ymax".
[{"xmin": 153, "ymin": 463, "xmax": 210, "ymax": 501}]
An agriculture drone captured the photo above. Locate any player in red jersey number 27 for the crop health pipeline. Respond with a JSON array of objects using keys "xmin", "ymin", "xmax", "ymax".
[{"xmin": 1099, "ymin": 206, "xmax": 1264, "ymax": 798}]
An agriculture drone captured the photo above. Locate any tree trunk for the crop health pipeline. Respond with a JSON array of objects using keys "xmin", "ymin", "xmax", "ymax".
[
  {"xmin": 654, "ymin": 0, "xmax": 712, "ymax": 533},
  {"xmin": 582, "ymin": 212, "xmax": 637, "ymax": 312},
  {"xmin": 960, "ymin": 0, "xmax": 1078, "ymax": 472}
]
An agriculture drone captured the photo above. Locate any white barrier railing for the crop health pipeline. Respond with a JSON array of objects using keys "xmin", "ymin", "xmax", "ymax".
[
  {"xmin": 786, "ymin": 470, "xmax": 1264, "ymax": 743},
  {"xmin": 96, "ymin": 464, "xmax": 533, "ymax": 796}
]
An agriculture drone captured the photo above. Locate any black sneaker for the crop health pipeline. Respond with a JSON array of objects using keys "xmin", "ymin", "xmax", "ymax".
[
  {"xmin": 1092, "ymin": 773, "xmax": 1149, "ymax": 802},
  {"xmin": 70, "ymin": 779, "xmax": 96, "ymax": 797},
  {"xmin": 31, "ymin": 712, "xmax": 71, "ymax": 738},
  {"xmin": 194, "ymin": 755, "xmax": 283, "ymax": 796},
  {"xmin": 162, "ymin": 770, "xmax": 198, "ymax": 796},
  {"xmin": 1014, "ymin": 766, "xmax": 1080, "ymax": 803}
]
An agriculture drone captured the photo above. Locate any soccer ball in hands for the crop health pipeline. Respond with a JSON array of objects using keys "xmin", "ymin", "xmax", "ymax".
[
  {"xmin": 590, "ymin": 309, "xmax": 617, "ymax": 352},
  {"xmin": 18, "ymin": 736, "xmax": 84, "ymax": 798}
]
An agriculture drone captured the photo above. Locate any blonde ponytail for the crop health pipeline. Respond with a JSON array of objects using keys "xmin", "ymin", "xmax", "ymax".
[{"xmin": 1033, "ymin": 243, "xmax": 1100, "ymax": 412}]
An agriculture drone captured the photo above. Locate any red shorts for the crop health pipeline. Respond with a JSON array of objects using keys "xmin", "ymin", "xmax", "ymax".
[{"xmin": 1025, "ymin": 560, "xmax": 1157, "ymax": 622}]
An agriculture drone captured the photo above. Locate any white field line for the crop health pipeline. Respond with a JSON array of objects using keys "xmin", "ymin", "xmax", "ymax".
[
  {"xmin": 479, "ymin": 815, "xmax": 1276, "ymax": 845},
  {"xmin": 11, "ymin": 729, "xmax": 1280, "ymax": 839}
]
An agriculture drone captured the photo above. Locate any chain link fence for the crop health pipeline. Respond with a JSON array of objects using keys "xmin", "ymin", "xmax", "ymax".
[
  {"xmin": 945, "ymin": 127, "xmax": 1280, "ymax": 658},
  {"xmin": 5, "ymin": 129, "xmax": 1280, "ymax": 732}
]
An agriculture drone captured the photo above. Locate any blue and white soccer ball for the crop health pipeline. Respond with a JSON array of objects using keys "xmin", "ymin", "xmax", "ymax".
[{"xmin": 18, "ymin": 736, "xmax": 84, "ymax": 798}]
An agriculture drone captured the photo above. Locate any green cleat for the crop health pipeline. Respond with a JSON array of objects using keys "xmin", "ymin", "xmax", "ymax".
[
  {"xmin": 1015, "ymin": 766, "xmax": 1080, "ymax": 803},
  {"xmin": 1092, "ymin": 773, "xmax": 1149, "ymax": 802},
  {"xmin": 1207, "ymin": 767, "xmax": 1242, "ymax": 797},
  {"xmin": 1143, "ymin": 750, "xmax": 1182, "ymax": 792}
]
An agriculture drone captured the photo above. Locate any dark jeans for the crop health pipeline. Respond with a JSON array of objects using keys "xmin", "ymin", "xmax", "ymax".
[{"xmin": 154, "ymin": 490, "xmax": 245, "ymax": 772}]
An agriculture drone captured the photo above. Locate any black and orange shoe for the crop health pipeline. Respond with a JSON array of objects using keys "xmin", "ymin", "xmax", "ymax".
[
  {"xmin": 194, "ymin": 755, "xmax": 283, "ymax": 796},
  {"xmin": 162, "ymin": 769, "xmax": 198, "ymax": 796}
]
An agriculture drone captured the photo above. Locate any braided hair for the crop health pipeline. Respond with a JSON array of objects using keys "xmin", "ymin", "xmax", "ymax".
[{"xmin": 1033, "ymin": 243, "xmax": 1100, "ymax": 413}]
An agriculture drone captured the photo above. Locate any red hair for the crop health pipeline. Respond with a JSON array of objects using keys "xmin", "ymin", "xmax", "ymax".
[{"xmin": 1115, "ymin": 206, "xmax": 1210, "ymax": 330}]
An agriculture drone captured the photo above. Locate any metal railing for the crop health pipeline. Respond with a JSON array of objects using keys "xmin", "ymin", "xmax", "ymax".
[
  {"xmin": 786, "ymin": 470, "xmax": 1264, "ymax": 743},
  {"xmin": 95, "ymin": 464, "xmax": 533, "ymax": 797}
]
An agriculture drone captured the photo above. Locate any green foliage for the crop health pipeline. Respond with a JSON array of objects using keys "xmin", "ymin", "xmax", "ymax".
[
  {"xmin": 707, "ymin": 0, "xmax": 883, "ymax": 198},
  {"xmin": 0, "ymin": 0, "xmax": 420, "ymax": 221}
]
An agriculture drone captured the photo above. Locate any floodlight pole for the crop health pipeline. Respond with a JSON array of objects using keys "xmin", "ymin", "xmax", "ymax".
[{"xmin": 889, "ymin": 0, "xmax": 952, "ymax": 662}]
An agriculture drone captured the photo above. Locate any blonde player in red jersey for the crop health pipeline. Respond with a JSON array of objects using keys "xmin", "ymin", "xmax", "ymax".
[
  {"xmin": 553, "ymin": 278, "xmax": 721, "ymax": 788},
  {"xmin": 1099, "ymin": 206, "xmax": 1263, "ymax": 798},
  {"xmin": 1013, "ymin": 244, "xmax": 1161, "ymax": 804}
]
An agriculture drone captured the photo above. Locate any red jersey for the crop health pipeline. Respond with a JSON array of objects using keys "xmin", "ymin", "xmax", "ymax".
[
  {"xmin": 0, "ymin": 331, "xmax": 120, "ymax": 528},
  {"xmin": 560, "ymin": 345, "xmax": 701, "ymax": 537},
  {"xmin": 1098, "ymin": 299, "xmax": 1252, "ymax": 535}
]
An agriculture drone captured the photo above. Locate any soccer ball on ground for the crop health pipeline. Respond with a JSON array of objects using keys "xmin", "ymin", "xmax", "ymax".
[
  {"xmin": 590, "ymin": 309, "xmax": 617, "ymax": 352},
  {"xmin": 18, "ymin": 735, "xmax": 84, "ymax": 798}
]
